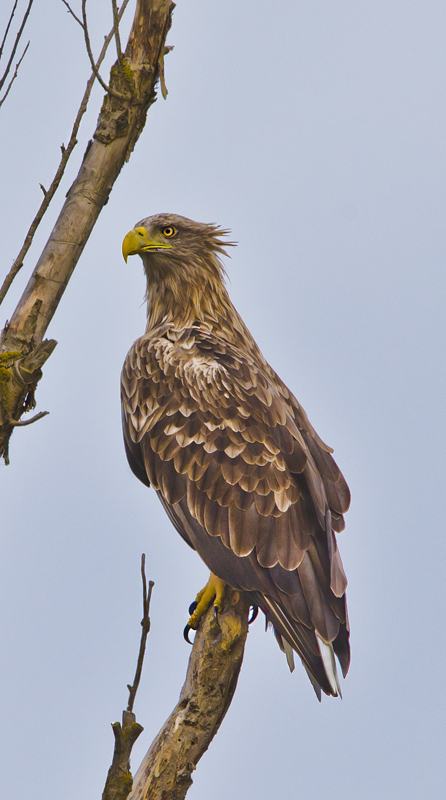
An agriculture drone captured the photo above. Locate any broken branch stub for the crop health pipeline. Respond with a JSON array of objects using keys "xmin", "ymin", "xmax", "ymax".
[
  {"xmin": 102, "ymin": 711, "xmax": 144, "ymax": 800},
  {"xmin": 0, "ymin": 0, "xmax": 175, "ymax": 463}
]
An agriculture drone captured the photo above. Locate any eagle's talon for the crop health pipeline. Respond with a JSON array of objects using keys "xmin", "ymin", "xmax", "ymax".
[
  {"xmin": 188, "ymin": 600, "xmax": 198, "ymax": 615},
  {"xmin": 184, "ymin": 573, "xmax": 226, "ymax": 635},
  {"xmin": 248, "ymin": 604, "xmax": 259, "ymax": 624},
  {"xmin": 183, "ymin": 624, "xmax": 194, "ymax": 644}
]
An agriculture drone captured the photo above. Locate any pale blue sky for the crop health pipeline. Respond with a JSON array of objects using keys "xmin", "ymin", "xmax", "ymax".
[{"xmin": 1, "ymin": 1, "xmax": 446, "ymax": 798}]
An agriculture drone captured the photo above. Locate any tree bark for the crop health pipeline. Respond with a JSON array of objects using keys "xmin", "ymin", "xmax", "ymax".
[
  {"xmin": 0, "ymin": 0, "xmax": 175, "ymax": 463},
  {"xmin": 128, "ymin": 588, "xmax": 250, "ymax": 800}
]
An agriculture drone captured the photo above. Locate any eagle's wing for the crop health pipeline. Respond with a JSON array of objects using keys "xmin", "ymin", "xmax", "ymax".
[{"xmin": 121, "ymin": 324, "xmax": 350, "ymax": 696}]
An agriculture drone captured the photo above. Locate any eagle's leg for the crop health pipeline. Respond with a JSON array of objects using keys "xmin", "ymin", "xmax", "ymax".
[{"xmin": 187, "ymin": 572, "xmax": 227, "ymax": 631}]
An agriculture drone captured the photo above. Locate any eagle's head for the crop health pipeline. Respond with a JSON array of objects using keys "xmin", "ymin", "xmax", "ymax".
[
  {"xmin": 122, "ymin": 213, "xmax": 233, "ymax": 271},
  {"xmin": 122, "ymin": 213, "xmax": 236, "ymax": 325}
]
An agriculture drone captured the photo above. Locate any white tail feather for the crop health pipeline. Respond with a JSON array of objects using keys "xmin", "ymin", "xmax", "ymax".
[{"xmin": 316, "ymin": 633, "xmax": 342, "ymax": 697}]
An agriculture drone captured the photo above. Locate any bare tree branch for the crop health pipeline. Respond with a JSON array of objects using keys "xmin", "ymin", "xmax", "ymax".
[
  {"xmin": 0, "ymin": 0, "xmax": 34, "ymax": 93},
  {"xmin": 128, "ymin": 588, "xmax": 250, "ymax": 800},
  {"xmin": 0, "ymin": 0, "xmax": 19, "ymax": 62},
  {"xmin": 0, "ymin": 0, "xmax": 131, "ymax": 307},
  {"xmin": 102, "ymin": 557, "xmax": 154, "ymax": 800},
  {"xmin": 0, "ymin": 39, "xmax": 29, "ymax": 108},
  {"xmin": 0, "ymin": 0, "xmax": 175, "ymax": 464}
]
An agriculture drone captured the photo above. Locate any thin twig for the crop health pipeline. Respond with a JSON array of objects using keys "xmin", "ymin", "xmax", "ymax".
[
  {"xmin": 81, "ymin": 0, "xmax": 112, "ymax": 94},
  {"xmin": 0, "ymin": 0, "xmax": 131, "ymax": 306},
  {"xmin": 60, "ymin": 0, "xmax": 84, "ymax": 29},
  {"xmin": 0, "ymin": 0, "xmax": 19, "ymax": 62},
  {"xmin": 127, "ymin": 554, "xmax": 154, "ymax": 714},
  {"xmin": 0, "ymin": 40, "xmax": 29, "ymax": 108},
  {"xmin": 111, "ymin": 0, "xmax": 122, "ymax": 59},
  {"xmin": 81, "ymin": 0, "xmax": 126, "ymax": 99},
  {"xmin": 0, "ymin": 0, "xmax": 34, "ymax": 93}
]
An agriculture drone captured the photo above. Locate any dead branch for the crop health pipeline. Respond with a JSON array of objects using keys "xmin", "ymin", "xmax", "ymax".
[
  {"xmin": 128, "ymin": 588, "xmax": 250, "ymax": 800},
  {"xmin": 0, "ymin": 0, "xmax": 34, "ymax": 94},
  {"xmin": 0, "ymin": 0, "xmax": 131, "ymax": 307},
  {"xmin": 0, "ymin": 0, "xmax": 175, "ymax": 463},
  {"xmin": 102, "ymin": 557, "xmax": 154, "ymax": 800}
]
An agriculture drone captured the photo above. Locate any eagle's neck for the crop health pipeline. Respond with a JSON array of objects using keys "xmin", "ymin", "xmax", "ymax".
[
  {"xmin": 143, "ymin": 257, "xmax": 253, "ymax": 351},
  {"xmin": 145, "ymin": 275, "xmax": 227, "ymax": 327}
]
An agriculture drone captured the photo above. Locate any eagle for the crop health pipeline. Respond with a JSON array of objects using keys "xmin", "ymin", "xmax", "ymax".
[{"xmin": 121, "ymin": 213, "xmax": 350, "ymax": 699}]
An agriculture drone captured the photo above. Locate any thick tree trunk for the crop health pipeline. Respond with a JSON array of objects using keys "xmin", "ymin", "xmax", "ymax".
[
  {"xmin": 0, "ymin": 0, "xmax": 174, "ymax": 463},
  {"xmin": 128, "ymin": 588, "xmax": 250, "ymax": 800}
]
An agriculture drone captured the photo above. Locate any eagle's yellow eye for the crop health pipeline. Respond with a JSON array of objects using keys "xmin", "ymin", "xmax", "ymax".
[{"xmin": 162, "ymin": 225, "xmax": 177, "ymax": 238}]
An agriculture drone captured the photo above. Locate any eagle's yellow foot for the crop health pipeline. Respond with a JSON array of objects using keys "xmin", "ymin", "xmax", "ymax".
[{"xmin": 184, "ymin": 573, "xmax": 226, "ymax": 643}]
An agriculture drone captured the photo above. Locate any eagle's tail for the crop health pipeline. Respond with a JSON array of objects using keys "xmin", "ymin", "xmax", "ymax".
[{"xmin": 252, "ymin": 592, "xmax": 342, "ymax": 699}]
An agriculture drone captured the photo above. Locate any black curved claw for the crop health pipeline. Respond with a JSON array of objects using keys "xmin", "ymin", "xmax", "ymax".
[
  {"xmin": 248, "ymin": 604, "xmax": 259, "ymax": 624},
  {"xmin": 183, "ymin": 624, "xmax": 194, "ymax": 644},
  {"xmin": 213, "ymin": 604, "xmax": 219, "ymax": 623},
  {"xmin": 188, "ymin": 600, "xmax": 198, "ymax": 616}
]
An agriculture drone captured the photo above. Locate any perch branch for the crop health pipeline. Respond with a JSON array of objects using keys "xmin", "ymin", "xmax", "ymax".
[{"xmin": 128, "ymin": 588, "xmax": 250, "ymax": 800}]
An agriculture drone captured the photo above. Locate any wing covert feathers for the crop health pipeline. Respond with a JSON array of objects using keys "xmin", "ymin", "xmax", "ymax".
[{"xmin": 121, "ymin": 322, "xmax": 350, "ymax": 697}]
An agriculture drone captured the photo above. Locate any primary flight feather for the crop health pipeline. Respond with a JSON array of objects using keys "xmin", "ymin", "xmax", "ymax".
[{"xmin": 121, "ymin": 213, "xmax": 350, "ymax": 698}]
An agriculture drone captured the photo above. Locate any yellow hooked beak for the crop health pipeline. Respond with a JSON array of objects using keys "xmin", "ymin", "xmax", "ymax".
[{"xmin": 122, "ymin": 227, "xmax": 173, "ymax": 262}]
